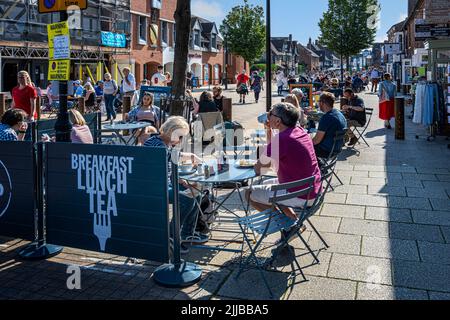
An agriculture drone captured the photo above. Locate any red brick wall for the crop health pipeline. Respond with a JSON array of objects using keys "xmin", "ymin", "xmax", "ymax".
[
  {"xmin": 203, "ymin": 51, "xmax": 224, "ymax": 85},
  {"xmin": 160, "ymin": 0, "xmax": 177, "ymax": 21}
]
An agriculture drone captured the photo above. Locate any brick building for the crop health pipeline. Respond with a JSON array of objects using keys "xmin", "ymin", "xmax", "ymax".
[
  {"xmin": 0, "ymin": 0, "xmax": 131, "ymax": 93},
  {"xmin": 297, "ymin": 43, "xmax": 320, "ymax": 72}
]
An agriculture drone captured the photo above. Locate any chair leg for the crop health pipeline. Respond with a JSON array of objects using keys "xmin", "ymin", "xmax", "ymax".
[
  {"xmin": 297, "ymin": 232, "xmax": 320, "ymax": 264},
  {"xmin": 286, "ymin": 244, "xmax": 307, "ymax": 283},
  {"xmin": 332, "ymin": 170, "xmax": 344, "ymax": 186},
  {"xmin": 306, "ymin": 219, "xmax": 330, "ymax": 249}
]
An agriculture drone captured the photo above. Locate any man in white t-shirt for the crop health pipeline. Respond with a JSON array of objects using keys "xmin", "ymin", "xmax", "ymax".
[
  {"xmin": 370, "ymin": 68, "xmax": 380, "ymax": 93},
  {"xmin": 122, "ymin": 67, "xmax": 136, "ymax": 105},
  {"xmin": 151, "ymin": 65, "xmax": 167, "ymax": 86}
]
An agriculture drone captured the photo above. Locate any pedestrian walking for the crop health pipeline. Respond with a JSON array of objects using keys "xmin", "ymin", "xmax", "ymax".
[
  {"xmin": 236, "ymin": 70, "xmax": 250, "ymax": 104},
  {"xmin": 251, "ymin": 71, "xmax": 263, "ymax": 103},
  {"xmin": 103, "ymin": 73, "xmax": 118, "ymax": 121},
  {"xmin": 370, "ymin": 67, "xmax": 381, "ymax": 93},
  {"xmin": 378, "ymin": 73, "xmax": 396, "ymax": 129}
]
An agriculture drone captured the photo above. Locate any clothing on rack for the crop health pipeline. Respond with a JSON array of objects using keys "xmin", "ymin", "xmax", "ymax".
[{"xmin": 413, "ymin": 82, "xmax": 443, "ymax": 127}]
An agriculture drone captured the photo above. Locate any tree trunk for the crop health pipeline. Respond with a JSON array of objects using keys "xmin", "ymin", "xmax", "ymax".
[
  {"xmin": 171, "ymin": 0, "xmax": 191, "ymax": 115},
  {"xmin": 346, "ymin": 56, "xmax": 350, "ymax": 72}
]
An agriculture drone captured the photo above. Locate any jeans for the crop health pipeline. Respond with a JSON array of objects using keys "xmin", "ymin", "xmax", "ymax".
[
  {"xmin": 278, "ymin": 86, "xmax": 283, "ymax": 96},
  {"xmin": 104, "ymin": 94, "xmax": 116, "ymax": 119},
  {"xmin": 254, "ymin": 90, "xmax": 261, "ymax": 102},
  {"xmin": 168, "ymin": 186, "xmax": 199, "ymax": 238}
]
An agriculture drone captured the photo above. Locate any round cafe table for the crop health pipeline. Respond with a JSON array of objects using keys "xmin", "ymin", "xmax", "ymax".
[
  {"xmin": 101, "ymin": 121, "xmax": 154, "ymax": 145},
  {"xmin": 180, "ymin": 158, "xmax": 259, "ymax": 253}
]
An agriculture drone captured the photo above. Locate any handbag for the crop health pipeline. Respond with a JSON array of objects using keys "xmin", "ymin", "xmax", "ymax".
[{"xmin": 379, "ymin": 83, "xmax": 390, "ymax": 104}]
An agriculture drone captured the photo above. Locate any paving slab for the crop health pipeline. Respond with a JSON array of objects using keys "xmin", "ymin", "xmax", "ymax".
[
  {"xmin": 429, "ymin": 199, "xmax": 450, "ymax": 211},
  {"xmin": 406, "ymin": 187, "xmax": 449, "ymax": 199},
  {"xmin": 336, "ymin": 170, "xmax": 369, "ymax": 178},
  {"xmin": 356, "ymin": 283, "xmax": 428, "ymax": 300},
  {"xmin": 320, "ymin": 204, "xmax": 365, "ymax": 219},
  {"xmin": 401, "ymin": 173, "xmax": 438, "ymax": 181},
  {"xmin": 417, "ymin": 242, "xmax": 450, "ymax": 265},
  {"xmin": 333, "ymin": 184, "xmax": 368, "ymax": 195},
  {"xmin": 323, "ymin": 193, "xmax": 347, "ymax": 204},
  {"xmin": 388, "ymin": 196, "xmax": 432, "ymax": 210},
  {"xmin": 389, "ymin": 222, "xmax": 444, "ymax": 243},
  {"xmin": 346, "ymin": 194, "xmax": 388, "ymax": 207},
  {"xmin": 411, "ymin": 210, "xmax": 450, "ymax": 226},
  {"xmin": 391, "ymin": 260, "xmax": 450, "ymax": 292},
  {"xmin": 368, "ymin": 185, "xmax": 407, "ymax": 197},
  {"xmin": 339, "ymin": 218, "xmax": 390, "ymax": 238},
  {"xmin": 415, "ymin": 167, "xmax": 449, "ymax": 175},
  {"xmin": 307, "ymin": 216, "xmax": 342, "ymax": 233},
  {"xmin": 308, "ymin": 232, "xmax": 361, "ymax": 255},
  {"xmin": 286, "ymin": 275, "xmax": 357, "ymax": 300},
  {"xmin": 328, "ymin": 254, "xmax": 392, "ymax": 285},
  {"xmin": 365, "ymin": 207, "xmax": 412, "ymax": 223},
  {"xmin": 350, "ymin": 177, "xmax": 387, "ymax": 186},
  {"xmin": 428, "ymin": 292, "xmax": 450, "ymax": 300},
  {"xmin": 369, "ymin": 172, "xmax": 402, "ymax": 179},
  {"xmin": 441, "ymin": 226, "xmax": 450, "ymax": 243},
  {"xmin": 361, "ymin": 236, "xmax": 420, "ymax": 261}
]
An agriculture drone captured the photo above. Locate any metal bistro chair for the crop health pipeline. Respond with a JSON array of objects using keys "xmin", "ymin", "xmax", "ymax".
[
  {"xmin": 318, "ymin": 130, "xmax": 347, "ymax": 190},
  {"xmin": 349, "ymin": 107, "xmax": 374, "ymax": 149},
  {"xmin": 235, "ymin": 176, "xmax": 316, "ymax": 298}
]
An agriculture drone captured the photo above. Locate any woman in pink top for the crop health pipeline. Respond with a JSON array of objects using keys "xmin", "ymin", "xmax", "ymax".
[
  {"xmin": 69, "ymin": 109, "xmax": 93, "ymax": 144},
  {"xmin": 249, "ymin": 102, "xmax": 322, "ymax": 220}
]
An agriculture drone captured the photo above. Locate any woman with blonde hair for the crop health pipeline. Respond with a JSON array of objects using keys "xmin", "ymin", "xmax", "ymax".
[
  {"xmin": 11, "ymin": 70, "xmax": 37, "ymax": 121},
  {"xmin": 144, "ymin": 116, "xmax": 206, "ymax": 253},
  {"xmin": 284, "ymin": 94, "xmax": 306, "ymax": 127},
  {"xmin": 68, "ymin": 109, "xmax": 94, "ymax": 144},
  {"xmin": 103, "ymin": 72, "xmax": 118, "ymax": 121},
  {"xmin": 83, "ymin": 83, "xmax": 96, "ymax": 109}
]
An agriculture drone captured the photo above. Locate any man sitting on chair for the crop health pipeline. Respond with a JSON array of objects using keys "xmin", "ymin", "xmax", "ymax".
[
  {"xmin": 312, "ymin": 92, "xmax": 347, "ymax": 159},
  {"xmin": 247, "ymin": 103, "xmax": 322, "ymax": 221},
  {"xmin": 341, "ymin": 88, "xmax": 367, "ymax": 146}
]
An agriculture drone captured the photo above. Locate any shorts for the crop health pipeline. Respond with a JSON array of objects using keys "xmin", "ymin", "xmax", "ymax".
[{"xmin": 250, "ymin": 178, "xmax": 316, "ymax": 208}]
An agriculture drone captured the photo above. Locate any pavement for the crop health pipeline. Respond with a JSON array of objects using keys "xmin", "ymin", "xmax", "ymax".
[{"xmin": 1, "ymin": 85, "xmax": 450, "ymax": 300}]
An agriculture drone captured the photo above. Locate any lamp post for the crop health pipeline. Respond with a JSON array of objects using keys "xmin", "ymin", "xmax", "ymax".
[
  {"xmin": 265, "ymin": 0, "xmax": 271, "ymax": 112},
  {"xmin": 222, "ymin": 24, "xmax": 229, "ymax": 90},
  {"xmin": 54, "ymin": 11, "xmax": 72, "ymax": 142}
]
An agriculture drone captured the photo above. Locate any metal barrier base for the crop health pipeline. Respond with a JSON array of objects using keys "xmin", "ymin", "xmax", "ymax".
[
  {"xmin": 18, "ymin": 242, "xmax": 63, "ymax": 260},
  {"xmin": 153, "ymin": 261, "xmax": 202, "ymax": 288}
]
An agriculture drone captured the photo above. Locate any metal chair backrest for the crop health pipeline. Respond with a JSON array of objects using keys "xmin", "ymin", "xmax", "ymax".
[
  {"xmin": 325, "ymin": 130, "xmax": 347, "ymax": 161},
  {"xmin": 269, "ymin": 176, "xmax": 315, "ymax": 204}
]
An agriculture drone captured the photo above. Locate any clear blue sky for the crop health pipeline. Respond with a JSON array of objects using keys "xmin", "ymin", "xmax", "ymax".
[{"xmin": 192, "ymin": 0, "xmax": 408, "ymax": 45}]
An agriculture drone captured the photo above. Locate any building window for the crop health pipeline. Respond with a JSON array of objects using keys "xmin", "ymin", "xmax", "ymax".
[
  {"xmin": 194, "ymin": 30, "xmax": 201, "ymax": 47},
  {"xmin": 138, "ymin": 16, "xmax": 147, "ymax": 45},
  {"xmin": 172, "ymin": 23, "xmax": 176, "ymax": 47},
  {"xmin": 211, "ymin": 33, "xmax": 217, "ymax": 50},
  {"xmin": 161, "ymin": 21, "xmax": 168, "ymax": 46}
]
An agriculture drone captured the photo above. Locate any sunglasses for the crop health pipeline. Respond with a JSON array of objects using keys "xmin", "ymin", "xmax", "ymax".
[{"xmin": 269, "ymin": 110, "xmax": 280, "ymax": 119}]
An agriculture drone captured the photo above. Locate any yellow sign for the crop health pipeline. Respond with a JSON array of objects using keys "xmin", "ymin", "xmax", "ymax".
[
  {"xmin": 48, "ymin": 21, "xmax": 71, "ymax": 60},
  {"xmin": 39, "ymin": 0, "xmax": 87, "ymax": 13},
  {"xmin": 48, "ymin": 59, "xmax": 71, "ymax": 81}
]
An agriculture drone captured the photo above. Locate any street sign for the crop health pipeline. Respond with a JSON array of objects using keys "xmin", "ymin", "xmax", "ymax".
[
  {"xmin": 38, "ymin": 0, "xmax": 87, "ymax": 13},
  {"xmin": 384, "ymin": 43, "xmax": 402, "ymax": 55},
  {"xmin": 101, "ymin": 32, "xmax": 127, "ymax": 48},
  {"xmin": 48, "ymin": 59, "xmax": 71, "ymax": 81},
  {"xmin": 48, "ymin": 21, "xmax": 71, "ymax": 60},
  {"xmin": 415, "ymin": 22, "xmax": 450, "ymax": 41}
]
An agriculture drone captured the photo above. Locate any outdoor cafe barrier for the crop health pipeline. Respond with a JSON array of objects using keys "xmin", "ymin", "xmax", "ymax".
[
  {"xmin": 44, "ymin": 143, "xmax": 171, "ymax": 262},
  {"xmin": 1, "ymin": 140, "xmax": 202, "ymax": 287},
  {"xmin": 26, "ymin": 112, "xmax": 102, "ymax": 144},
  {"xmin": 0, "ymin": 141, "xmax": 36, "ymax": 241}
]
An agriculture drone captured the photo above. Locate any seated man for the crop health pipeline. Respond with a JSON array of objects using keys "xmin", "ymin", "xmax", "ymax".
[
  {"xmin": 341, "ymin": 88, "xmax": 367, "ymax": 146},
  {"xmin": 312, "ymin": 92, "xmax": 347, "ymax": 159},
  {"xmin": 247, "ymin": 103, "xmax": 322, "ymax": 223}
]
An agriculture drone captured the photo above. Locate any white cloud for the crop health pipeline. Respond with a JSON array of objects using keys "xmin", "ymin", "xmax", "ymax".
[{"xmin": 191, "ymin": 0, "xmax": 225, "ymax": 22}]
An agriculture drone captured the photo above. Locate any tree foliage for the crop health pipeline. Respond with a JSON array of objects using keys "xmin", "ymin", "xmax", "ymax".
[
  {"xmin": 318, "ymin": 0, "xmax": 378, "ymax": 65},
  {"xmin": 220, "ymin": 0, "xmax": 266, "ymax": 65}
]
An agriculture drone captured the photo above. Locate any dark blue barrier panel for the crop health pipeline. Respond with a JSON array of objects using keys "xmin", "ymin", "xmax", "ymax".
[
  {"xmin": 139, "ymin": 86, "xmax": 172, "ymax": 107},
  {"xmin": 26, "ymin": 113, "xmax": 101, "ymax": 143},
  {"xmin": 0, "ymin": 141, "xmax": 36, "ymax": 241},
  {"xmin": 44, "ymin": 143, "xmax": 170, "ymax": 262}
]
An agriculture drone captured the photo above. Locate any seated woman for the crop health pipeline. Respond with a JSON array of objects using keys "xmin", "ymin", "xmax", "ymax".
[
  {"xmin": 247, "ymin": 103, "xmax": 322, "ymax": 223},
  {"xmin": 0, "ymin": 109, "xmax": 28, "ymax": 141},
  {"xmin": 125, "ymin": 92, "xmax": 159, "ymax": 145},
  {"xmin": 212, "ymin": 86, "xmax": 224, "ymax": 112},
  {"xmin": 192, "ymin": 91, "xmax": 219, "ymax": 115},
  {"xmin": 84, "ymin": 83, "xmax": 96, "ymax": 109},
  {"xmin": 144, "ymin": 116, "xmax": 207, "ymax": 254},
  {"xmin": 69, "ymin": 109, "xmax": 94, "ymax": 144}
]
